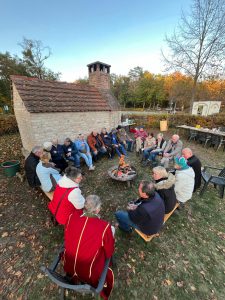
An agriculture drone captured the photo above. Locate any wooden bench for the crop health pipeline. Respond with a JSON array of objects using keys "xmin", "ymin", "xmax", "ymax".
[{"xmin": 135, "ymin": 202, "xmax": 180, "ymax": 242}]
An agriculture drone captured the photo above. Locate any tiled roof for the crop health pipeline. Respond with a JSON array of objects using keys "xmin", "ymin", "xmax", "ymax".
[{"xmin": 11, "ymin": 75, "xmax": 112, "ymax": 113}]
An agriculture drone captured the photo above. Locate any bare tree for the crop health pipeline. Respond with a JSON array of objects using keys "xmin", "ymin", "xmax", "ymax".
[
  {"xmin": 19, "ymin": 38, "xmax": 60, "ymax": 80},
  {"xmin": 162, "ymin": 0, "xmax": 225, "ymax": 112}
]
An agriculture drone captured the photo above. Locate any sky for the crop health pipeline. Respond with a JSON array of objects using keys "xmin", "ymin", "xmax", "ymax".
[{"xmin": 0, "ymin": 0, "xmax": 192, "ymax": 82}]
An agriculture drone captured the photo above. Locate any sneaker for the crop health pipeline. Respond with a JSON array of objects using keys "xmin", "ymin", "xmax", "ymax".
[{"xmin": 89, "ymin": 165, "xmax": 95, "ymax": 171}]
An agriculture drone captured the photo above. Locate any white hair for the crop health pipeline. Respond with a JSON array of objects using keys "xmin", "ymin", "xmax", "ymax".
[
  {"xmin": 153, "ymin": 166, "xmax": 168, "ymax": 178},
  {"xmin": 85, "ymin": 195, "xmax": 101, "ymax": 213}
]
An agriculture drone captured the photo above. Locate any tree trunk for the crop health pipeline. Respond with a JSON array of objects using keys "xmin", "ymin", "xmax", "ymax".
[{"xmin": 190, "ymin": 79, "xmax": 198, "ymax": 113}]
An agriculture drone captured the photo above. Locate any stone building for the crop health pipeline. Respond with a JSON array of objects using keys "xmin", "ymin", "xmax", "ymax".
[{"xmin": 11, "ymin": 61, "xmax": 121, "ymax": 151}]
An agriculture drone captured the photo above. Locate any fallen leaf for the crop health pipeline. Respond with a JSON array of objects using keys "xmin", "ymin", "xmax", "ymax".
[
  {"xmin": 163, "ymin": 279, "xmax": 172, "ymax": 286},
  {"xmin": 2, "ymin": 232, "xmax": 8, "ymax": 237},
  {"xmin": 177, "ymin": 281, "xmax": 184, "ymax": 287},
  {"xmin": 190, "ymin": 285, "xmax": 196, "ymax": 291}
]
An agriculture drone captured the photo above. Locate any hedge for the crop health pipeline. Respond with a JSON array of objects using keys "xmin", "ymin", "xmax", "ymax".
[
  {"xmin": 127, "ymin": 113, "xmax": 225, "ymax": 129},
  {"xmin": 0, "ymin": 115, "xmax": 18, "ymax": 135}
]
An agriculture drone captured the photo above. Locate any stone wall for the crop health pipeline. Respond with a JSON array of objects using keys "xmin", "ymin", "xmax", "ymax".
[{"xmin": 13, "ymin": 84, "xmax": 34, "ymax": 150}]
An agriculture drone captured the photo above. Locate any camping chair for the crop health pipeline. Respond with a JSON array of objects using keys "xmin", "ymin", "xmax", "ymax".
[
  {"xmin": 41, "ymin": 245, "xmax": 111, "ymax": 300},
  {"xmin": 200, "ymin": 166, "xmax": 225, "ymax": 199}
]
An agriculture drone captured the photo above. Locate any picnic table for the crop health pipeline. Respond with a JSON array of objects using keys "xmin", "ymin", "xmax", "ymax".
[{"xmin": 177, "ymin": 125, "xmax": 225, "ymax": 150}]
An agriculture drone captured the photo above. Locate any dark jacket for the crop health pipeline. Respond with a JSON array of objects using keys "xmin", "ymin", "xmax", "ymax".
[
  {"xmin": 187, "ymin": 155, "xmax": 202, "ymax": 192},
  {"xmin": 50, "ymin": 144, "xmax": 68, "ymax": 171},
  {"xmin": 128, "ymin": 192, "xmax": 165, "ymax": 235},
  {"xmin": 24, "ymin": 152, "xmax": 41, "ymax": 187},
  {"xmin": 154, "ymin": 173, "xmax": 177, "ymax": 213},
  {"xmin": 100, "ymin": 132, "xmax": 112, "ymax": 147},
  {"xmin": 62, "ymin": 142, "xmax": 78, "ymax": 157}
]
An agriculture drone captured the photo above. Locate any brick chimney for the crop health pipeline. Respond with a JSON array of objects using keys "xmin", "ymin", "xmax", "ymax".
[{"xmin": 87, "ymin": 61, "xmax": 111, "ymax": 90}]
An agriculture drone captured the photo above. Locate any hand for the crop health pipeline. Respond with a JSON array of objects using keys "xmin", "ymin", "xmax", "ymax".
[
  {"xmin": 127, "ymin": 204, "xmax": 137, "ymax": 210},
  {"xmin": 164, "ymin": 153, "xmax": 169, "ymax": 157},
  {"xmin": 94, "ymin": 150, "xmax": 98, "ymax": 155},
  {"xmin": 67, "ymin": 152, "xmax": 71, "ymax": 157}
]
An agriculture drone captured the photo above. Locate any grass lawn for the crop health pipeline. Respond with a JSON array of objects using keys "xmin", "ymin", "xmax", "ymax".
[{"xmin": 0, "ymin": 130, "xmax": 225, "ymax": 300}]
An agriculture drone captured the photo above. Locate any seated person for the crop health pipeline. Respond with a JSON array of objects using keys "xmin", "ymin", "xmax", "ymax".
[
  {"xmin": 25, "ymin": 146, "xmax": 43, "ymax": 187},
  {"xmin": 50, "ymin": 139, "xmax": 68, "ymax": 172},
  {"xmin": 36, "ymin": 152, "xmax": 61, "ymax": 192},
  {"xmin": 48, "ymin": 166, "xmax": 85, "ymax": 225},
  {"xmin": 75, "ymin": 134, "xmax": 95, "ymax": 171},
  {"xmin": 144, "ymin": 133, "xmax": 166, "ymax": 165},
  {"xmin": 174, "ymin": 157, "xmax": 195, "ymax": 206},
  {"xmin": 87, "ymin": 131, "xmax": 107, "ymax": 161},
  {"xmin": 161, "ymin": 134, "xmax": 183, "ymax": 168},
  {"xmin": 63, "ymin": 138, "xmax": 80, "ymax": 168},
  {"xmin": 142, "ymin": 133, "xmax": 156, "ymax": 160},
  {"xmin": 182, "ymin": 148, "xmax": 202, "ymax": 192},
  {"xmin": 115, "ymin": 181, "xmax": 165, "ymax": 235},
  {"xmin": 135, "ymin": 127, "xmax": 148, "ymax": 154},
  {"xmin": 63, "ymin": 195, "xmax": 115, "ymax": 300},
  {"xmin": 100, "ymin": 128, "xmax": 114, "ymax": 158},
  {"xmin": 116, "ymin": 125, "xmax": 134, "ymax": 152},
  {"xmin": 152, "ymin": 166, "xmax": 177, "ymax": 214},
  {"xmin": 111, "ymin": 128, "xmax": 127, "ymax": 157}
]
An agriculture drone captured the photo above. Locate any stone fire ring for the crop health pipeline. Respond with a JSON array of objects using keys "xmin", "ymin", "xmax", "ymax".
[{"xmin": 108, "ymin": 165, "xmax": 137, "ymax": 187}]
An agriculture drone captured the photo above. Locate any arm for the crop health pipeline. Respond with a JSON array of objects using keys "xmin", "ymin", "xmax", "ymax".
[
  {"xmin": 68, "ymin": 188, "xmax": 85, "ymax": 209},
  {"xmin": 103, "ymin": 224, "xmax": 115, "ymax": 259},
  {"xmin": 170, "ymin": 141, "xmax": 183, "ymax": 157}
]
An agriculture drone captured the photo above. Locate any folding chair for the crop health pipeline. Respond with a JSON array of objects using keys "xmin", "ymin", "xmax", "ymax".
[
  {"xmin": 200, "ymin": 166, "xmax": 225, "ymax": 199},
  {"xmin": 41, "ymin": 245, "xmax": 111, "ymax": 300}
]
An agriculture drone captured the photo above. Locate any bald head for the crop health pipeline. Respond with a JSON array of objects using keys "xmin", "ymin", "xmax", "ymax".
[
  {"xmin": 171, "ymin": 134, "xmax": 179, "ymax": 143},
  {"xmin": 182, "ymin": 148, "xmax": 193, "ymax": 159}
]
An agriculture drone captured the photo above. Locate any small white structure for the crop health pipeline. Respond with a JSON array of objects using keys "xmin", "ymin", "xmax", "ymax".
[{"xmin": 192, "ymin": 101, "xmax": 221, "ymax": 116}]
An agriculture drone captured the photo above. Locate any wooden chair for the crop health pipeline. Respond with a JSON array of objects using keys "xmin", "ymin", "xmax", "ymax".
[
  {"xmin": 200, "ymin": 166, "xmax": 225, "ymax": 199},
  {"xmin": 41, "ymin": 245, "xmax": 112, "ymax": 300},
  {"xmin": 135, "ymin": 202, "xmax": 179, "ymax": 242}
]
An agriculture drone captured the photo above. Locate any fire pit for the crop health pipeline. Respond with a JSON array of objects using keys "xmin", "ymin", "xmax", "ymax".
[{"xmin": 108, "ymin": 155, "xmax": 137, "ymax": 187}]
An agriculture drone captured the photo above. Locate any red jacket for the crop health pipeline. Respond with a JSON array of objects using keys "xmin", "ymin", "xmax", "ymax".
[
  {"xmin": 64, "ymin": 213, "xmax": 115, "ymax": 299},
  {"xmin": 48, "ymin": 185, "xmax": 83, "ymax": 225}
]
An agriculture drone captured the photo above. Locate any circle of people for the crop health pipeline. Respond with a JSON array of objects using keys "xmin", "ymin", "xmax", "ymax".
[{"xmin": 24, "ymin": 125, "xmax": 202, "ymax": 300}]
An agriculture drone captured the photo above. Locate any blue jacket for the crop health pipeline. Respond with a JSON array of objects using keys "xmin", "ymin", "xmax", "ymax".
[
  {"xmin": 74, "ymin": 139, "xmax": 90, "ymax": 153},
  {"xmin": 50, "ymin": 144, "xmax": 65, "ymax": 161},
  {"xmin": 111, "ymin": 133, "xmax": 120, "ymax": 146},
  {"xmin": 62, "ymin": 142, "xmax": 78, "ymax": 156}
]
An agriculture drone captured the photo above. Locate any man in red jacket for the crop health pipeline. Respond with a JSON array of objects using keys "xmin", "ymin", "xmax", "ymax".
[
  {"xmin": 64, "ymin": 195, "xmax": 115, "ymax": 300},
  {"xmin": 48, "ymin": 166, "xmax": 84, "ymax": 225}
]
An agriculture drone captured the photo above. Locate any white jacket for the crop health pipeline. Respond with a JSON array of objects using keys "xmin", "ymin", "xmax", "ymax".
[
  {"xmin": 58, "ymin": 175, "xmax": 85, "ymax": 209},
  {"xmin": 175, "ymin": 167, "xmax": 195, "ymax": 203}
]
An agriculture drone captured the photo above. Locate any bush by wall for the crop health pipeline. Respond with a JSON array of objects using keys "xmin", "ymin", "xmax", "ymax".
[
  {"xmin": 128, "ymin": 113, "xmax": 225, "ymax": 129},
  {"xmin": 0, "ymin": 115, "xmax": 18, "ymax": 135}
]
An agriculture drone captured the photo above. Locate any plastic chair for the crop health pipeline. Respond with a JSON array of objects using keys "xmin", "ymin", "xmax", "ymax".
[
  {"xmin": 197, "ymin": 132, "xmax": 212, "ymax": 147},
  {"xmin": 200, "ymin": 166, "xmax": 225, "ymax": 199},
  {"xmin": 41, "ymin": 245, "xmax": 111, "ymax": 300},
  {"xmin": 188, "ymin": 129, "xmax": 198, "ymax": 141}
]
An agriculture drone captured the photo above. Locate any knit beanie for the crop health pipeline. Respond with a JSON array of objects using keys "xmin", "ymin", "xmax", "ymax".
[{"xmin": 175, "ymin": 156, "xmax": 189, "ymax": 169}]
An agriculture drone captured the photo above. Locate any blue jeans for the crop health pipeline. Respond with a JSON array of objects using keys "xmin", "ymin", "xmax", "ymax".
[
  {"xmin": 143, "ymin": 147, "xmax": 155, "ymax": 159},
  {"xmin": 126, "ymin": 140, "xmax": 133, "ymax": 152},
  {"xmin": 115, "ymin": 210, "xmax": 139, "ymax": 232},
  {"xmin": 78, "ymin": 152, "xmax": 93, "ymax": 167},
  {"xmin": 149, "ymin": 150, "xmax": 162, "ymax": 161},
  {"xmin": 114, "ymin": 145, "xmax": 127, "ymax": 157},
  {"xmin": 67, "ymin": 154, "xmax": 80, "ymax": 168}
]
